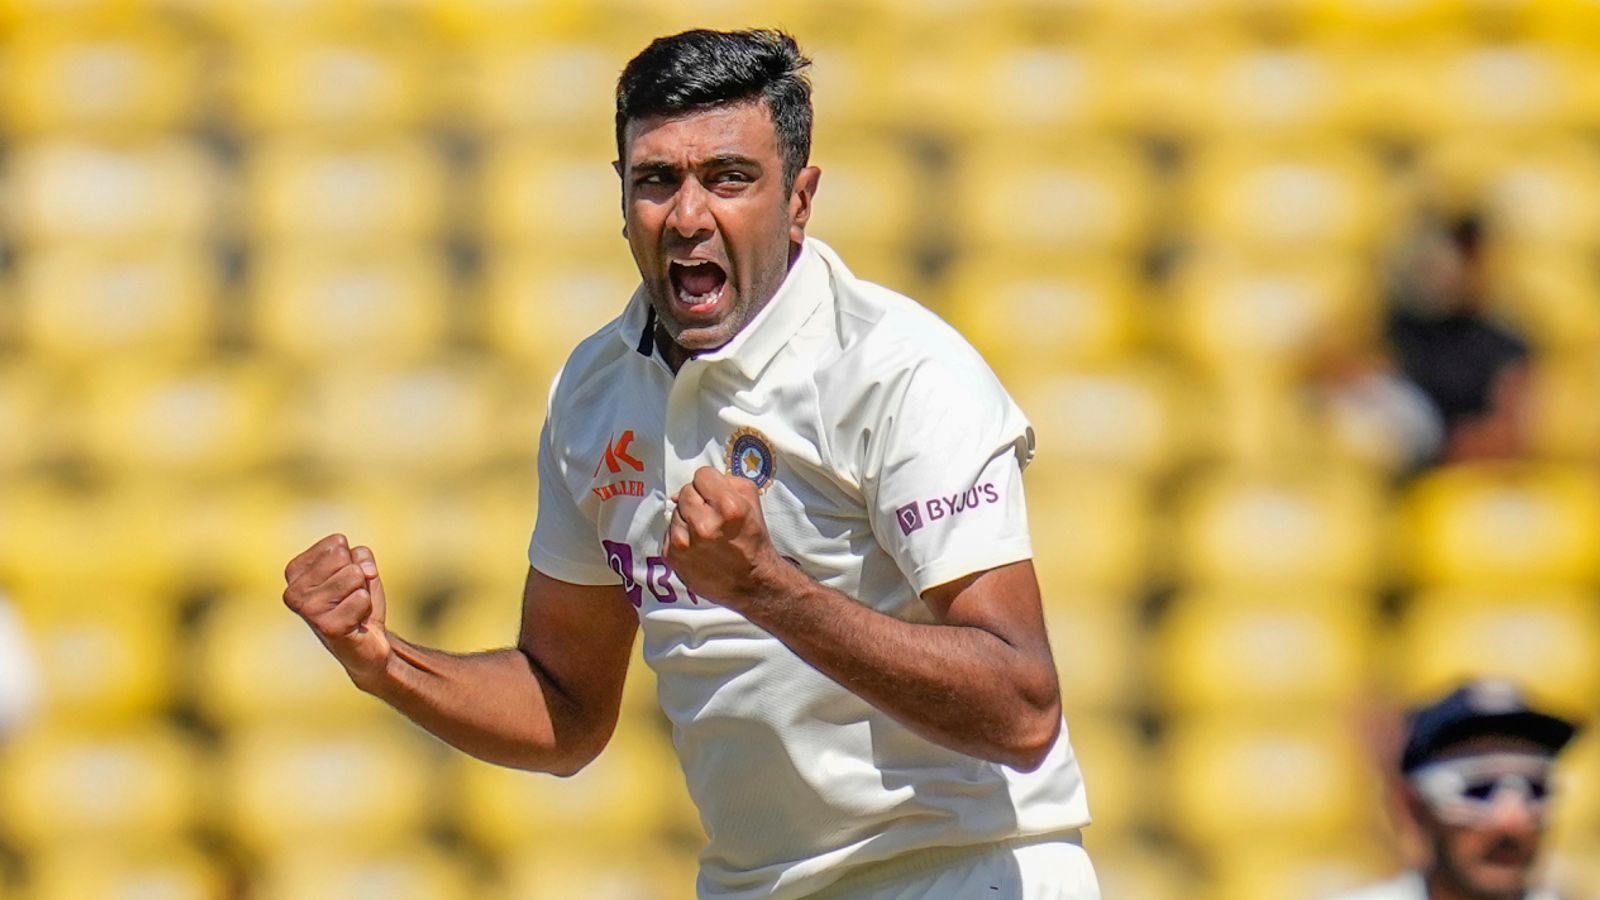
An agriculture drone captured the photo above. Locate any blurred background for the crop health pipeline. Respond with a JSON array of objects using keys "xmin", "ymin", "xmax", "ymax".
[{"xmin": 1, "ymin": 0, "xmax": 1599, "ymax": 897}]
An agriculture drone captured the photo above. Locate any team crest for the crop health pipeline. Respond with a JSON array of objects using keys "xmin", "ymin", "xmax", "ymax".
[{"xmin": 725, "ymin": 427, "xmax": 776, "ymax": 493}]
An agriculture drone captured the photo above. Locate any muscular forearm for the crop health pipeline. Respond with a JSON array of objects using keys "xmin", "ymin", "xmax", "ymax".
[
  {"xmin": 365, "ymin": 634, "xmax": 601, "ymax": 776},
  {"xmin": 739, "ymin": 567, "xmax": 1062, "ymax": 771}
]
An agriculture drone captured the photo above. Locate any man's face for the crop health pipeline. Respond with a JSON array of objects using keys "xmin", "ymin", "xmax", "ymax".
[
  {"xmin": 618, "ymin": 100, "xmax": 819, "ymax": 358},
  {"xmin": 1410, "ymin": 737, "xmax": 1553, "ymax": 900}
]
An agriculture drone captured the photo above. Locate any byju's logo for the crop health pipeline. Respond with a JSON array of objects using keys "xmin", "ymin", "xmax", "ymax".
[{"xmin": 896, "ymin": 502, "xmax": 924, "ymax": 536}]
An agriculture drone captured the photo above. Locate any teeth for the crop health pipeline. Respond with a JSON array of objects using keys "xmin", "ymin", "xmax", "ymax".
[{"xmin": 673, "ymin": 258, "xmax": 713, "ymax": 267}]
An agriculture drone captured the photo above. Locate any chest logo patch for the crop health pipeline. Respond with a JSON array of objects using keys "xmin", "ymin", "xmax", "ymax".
[{"xmin": 725, "ymin": 427, "xmax": 776, "ymax": 493}]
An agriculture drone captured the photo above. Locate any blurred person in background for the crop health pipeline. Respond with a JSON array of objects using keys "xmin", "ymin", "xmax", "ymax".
[
  {"xmin": 1303, "ymin": 326, "xmax": 1446, "ymax": 475},
  {"xmin": 281, "ymin": 28, "xmax": 1095, "ymax": 900},
  {"xmin": 0, "ymin": 588, "xmax": 39, "ymax": 739},
  {"xmin": 1336, "ymin": 679, "xmax": 1578, "ymax": 900},
  {"xmin": 1385, "ymin": 213, "xmax": 1531, "ymax": 466}
]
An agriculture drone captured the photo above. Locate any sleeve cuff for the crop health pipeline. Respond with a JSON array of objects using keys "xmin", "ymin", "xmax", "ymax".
[
  {"xmin": 907, "ymin": 536, "xmax": 1034, "ymax": 596},
  {"xmin": 528, "ymin": 545, "xmax": 621, "ymax": 587}
]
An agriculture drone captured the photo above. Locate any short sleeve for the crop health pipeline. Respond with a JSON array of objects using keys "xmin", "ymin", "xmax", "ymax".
[
  {"xmin": 865, "ymin": 355, "xmax": 1036, "ymax": 595},
  {"xmin": 528, "ymin": 416, "xmax": 618, "ymax": 585}
]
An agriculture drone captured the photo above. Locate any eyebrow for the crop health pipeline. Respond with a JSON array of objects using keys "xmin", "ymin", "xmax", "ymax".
[{"xmin": 629, "ymin": 154, "xmax": 764, "ymax": 175}]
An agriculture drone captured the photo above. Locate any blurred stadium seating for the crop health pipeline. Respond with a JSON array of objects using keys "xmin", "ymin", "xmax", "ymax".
[{"xmin": 0, "ymin": 2, "xmax": 1597, "ymax": 898}]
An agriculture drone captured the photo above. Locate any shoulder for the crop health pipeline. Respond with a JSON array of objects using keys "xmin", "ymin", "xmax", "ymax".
[
  {"xmin": 811, "ymin": 243, "xmax": 1004, "ymax": 401},
  {"xmin": 546, "ymin": 305, "xmax": 643, "ymax": 419}
]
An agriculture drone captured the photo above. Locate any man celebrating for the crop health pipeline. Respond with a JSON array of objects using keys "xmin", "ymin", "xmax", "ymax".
[
  {"xmin": 281, "ymin": 28, "xmax": 1095, "ymax": 899},
  {"xmin": 1337, "ymin": 679, "xmax": 1580, "ymax": 900}
]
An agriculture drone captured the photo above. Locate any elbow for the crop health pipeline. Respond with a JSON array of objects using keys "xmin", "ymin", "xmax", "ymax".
[{"xmin": 1001, "ymin": 708, "xmax": 1062, "ymax": 773}]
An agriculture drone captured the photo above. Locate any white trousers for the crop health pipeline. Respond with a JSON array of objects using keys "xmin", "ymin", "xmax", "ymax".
[{"xmin": 812, "ymin": 835, "xmax": 1100, "ymax": 900}]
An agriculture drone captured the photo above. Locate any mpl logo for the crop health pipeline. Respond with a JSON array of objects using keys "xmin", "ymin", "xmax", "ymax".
[{"xmin": 896, "ymin": 502, "xmax": 924, "ymax": 536}]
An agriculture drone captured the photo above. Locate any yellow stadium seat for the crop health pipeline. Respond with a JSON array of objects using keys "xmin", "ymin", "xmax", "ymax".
[
  {"xmin": 0, "ymin": 24, "xmax": 197, "ymax": 136},
  {"xmin": 0, "ymin": 483, "xmax": 192, "ymax": 593},
  {"xmin": 13, "ymin": 243, "xmax": 216, "ymax": 362},
  {"xmin": 1422, "ymin": 138, "xmax": 1600, "ymax": 250},
  {"xmin": 9, "ymin": 582, "xmax": 176, "ymax": 726},
  {"xmin": 1394, "ymin": 589, "xmax": 1600, "ymax": 714},
  {"xmin": 1168, "ymin": 252, "xmax": 1377, "ymax": 374},
  {"xmin": 247, "ymin": 139, "xmax": 446, "ymax": 246},
  {"xmin": 463, "ymin": 37, "xmax": 620, "ymax": 135},
  {"xmin": 0, "ymin": 724, "xmax": 202, "ymax": 850},
  {"xmin": 1495, "ymin": 248, "xmax": 1600, "ymax": 352},
  {"xmin": 1041, "ymin": 596, "xmax": 1144, "ymax": 715},
  {"xmin": 951, "ymin": 34, "xmax": 1118, "ymax": 135},
  {"xmin": 450, "ymin": 726, "xmax": 682, "ymax": 853},
  {"xmin": 1026, "ymin": 472, "xmax": 1153, "ymax": 595},
  {"xmin": 5, "ymin": 138, "xmax": 216, "ymax": 245},
  {"xmin": 1185, "ymin": 141, "xmax": 1393, "ymax": 253},
  {"xmin": 1403, "ymin": 464, "xmax": 1600, "ymax": 589},
  {"xmin": 478, "ymin": 138, "xmax": 625, "ymax": 253},
  {"xmin": 290, "ymin": 360, "xmax": 501, "ymax": 477},
  {"xmin": 946, "ymin": 259, "xmax": 1142, "ymax": 374},
  {"xmin": 79, "ymin": 359, "xmax": 286, "ymax": 479},
  {"xmin": 953, "ymin": 138, "xmax": 1154, "ymax": 256},
  {"xmin": 233, "ymin": 31, "xmax": 433, "ymax": 133},
  {"xmin": 254, "ymin": 843, "xmax": 478, "ymax": 900},
  {"xmin": 1433, "ymin": 42, "xmax": 1582, "ymax": 136},
  {"xmin": 0, "ymin": 363, "xmax": 61, "ymax": 471},
  {"xmin": 251, "ymin": 245, "xmax": 451, "ymax": 363},
  {"xmin": 1191, "ymin": 40, "xmax": 1352, "ymax": 138},
  {"xmin": 1085, "ymin": 838, "xmax": 1197, "ymax": 900},
  {"xmin": 499, "ymin": 839, "xmax": 697, "ymax": 900},
  {"xmin": 1062, "ymin": 715, "xmax": 1154, "ymax": 838},
  {"xmin": 1012, "ymin": 363, "xmax": 1193, "ymax": 478},
  {"xmin": 363, "ymin": 476, "xmax": 539, "ymax": 592},
  {"xmin": 23, "ymin": 841, "xmax": 224, "ymax": 900},
  {"xmin": 1548, "ymin": 729, "xmax": 1600, "ymax": 837},
  {"xmin": 1527, "ymin": 353, "xmax": 1600, "ymax": 463},
  {"xmin": 217, "ymin": 722, "xmax": 436, "ymax": 856},
  {"xmin": 1303, "ymin": 0, "xmax": 1462, "ymax": 38},
  {"xmin": 1206, "ymin": 840, "xmax": 1394, "ymax": 900},
  {"xmin": 479, "ymin": 250, "xmax": 638, "ymax": 370},
  {"xmin": 1175, "ymin": 466, "xmax": 1388, "ymax": 591},
  {"xmin": 805, "ymin": 137, "xmax": 920, "ymax": 253},
  {"xmin": 193, "ymin": 593, "xmax": 398, "ymax": 728},
  {"xmin": 1154, "ymin": 590, "xmax": 1375, "ymax": 715},
  {"xmin": 1164, "ymin": 715, "xmax": 1374, "ymax": 853}
]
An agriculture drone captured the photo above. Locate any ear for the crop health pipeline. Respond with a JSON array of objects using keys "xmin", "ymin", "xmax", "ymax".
[{"xmin": 787, "ymin": 165, "xmax": 821, "ymax": 243}]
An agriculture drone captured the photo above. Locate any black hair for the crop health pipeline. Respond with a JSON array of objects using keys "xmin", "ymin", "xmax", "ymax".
[{"xmin": 615, "ymin": 29, "xmax": 813, "ymax": 187}]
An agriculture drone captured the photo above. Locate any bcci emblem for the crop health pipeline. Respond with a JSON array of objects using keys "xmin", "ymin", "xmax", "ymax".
[{"xmin": 725, "ymin": 427, "xmax": 776, "ymax": 493}]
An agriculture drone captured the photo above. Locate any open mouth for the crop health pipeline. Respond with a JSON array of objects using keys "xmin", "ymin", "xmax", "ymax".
[{"xmin": 668, "ymin": 258, "xmax": 728, "ymax": 314}]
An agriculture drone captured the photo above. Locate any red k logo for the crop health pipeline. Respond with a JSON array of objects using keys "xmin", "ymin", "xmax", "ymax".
[{"xmin": 594, "ymin": 430, "xmax": 645, "ymax": 477}]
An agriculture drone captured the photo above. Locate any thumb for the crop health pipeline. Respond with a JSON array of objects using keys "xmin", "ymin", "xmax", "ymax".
[{"xmin": 350, "ymin": 545, "xmax": 388, "ymax": 631}]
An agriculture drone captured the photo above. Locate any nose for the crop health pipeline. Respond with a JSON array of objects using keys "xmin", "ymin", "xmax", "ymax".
[
  {"xmin": 1485, "ymin": 789, "xmax": 1540, "ymax": 836},
  {"xmin": 665, "ymin": 176, "xmax": 714, "ymax": 239}
]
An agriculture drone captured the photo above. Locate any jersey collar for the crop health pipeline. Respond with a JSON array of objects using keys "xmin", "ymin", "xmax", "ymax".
[{"xmin": 618, "ymin": 238, "xmax": 830, "ymax": 379}]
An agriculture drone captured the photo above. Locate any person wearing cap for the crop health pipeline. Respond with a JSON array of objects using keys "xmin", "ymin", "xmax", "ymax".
[{"xmin": 1335, "ymin": 678, "xmax": 1580, "ymax": 900}]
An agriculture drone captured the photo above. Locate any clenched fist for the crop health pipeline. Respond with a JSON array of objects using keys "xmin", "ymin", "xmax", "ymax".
[
  {"xmin": 282, "ymin": 534, "xmax": 393, "ymax": 693},
  {"xmin": 664, "ymin": 466, "xmax": 790, "ymax": 609}
]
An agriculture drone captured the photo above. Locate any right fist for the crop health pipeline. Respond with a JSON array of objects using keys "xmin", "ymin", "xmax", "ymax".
[{"xmin": 282, "ymin": 534, "xmax": 393, "ymax": 692}]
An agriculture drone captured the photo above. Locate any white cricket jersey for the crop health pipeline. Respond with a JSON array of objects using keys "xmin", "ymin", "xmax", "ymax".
[
  {"xmin": 1330, "ymin": 873, "xmax": 1559, "ymax": 900},
  {"xmin": 528, "ymin": 238, "xmax": 1090, "ymax": 899}
]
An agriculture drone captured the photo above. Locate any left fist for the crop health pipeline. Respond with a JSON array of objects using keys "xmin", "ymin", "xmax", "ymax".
[{"xmin": 664, "ymin": 466, "xmax": 785, "ymax": 608}]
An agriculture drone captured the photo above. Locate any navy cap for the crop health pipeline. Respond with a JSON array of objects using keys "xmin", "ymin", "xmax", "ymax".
[{"xmin": 1401, "ymin": 679, "xmax": 1580, "ymax": 774}]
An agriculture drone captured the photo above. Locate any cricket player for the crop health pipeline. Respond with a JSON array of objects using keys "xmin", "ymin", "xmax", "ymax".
[
  {"xmin": 1335, "ymin": 679, "xmax": 1580, "ymax": 900},
  {"xmin": 282, "ymin": 28, "xmax": 1095, "ymax": 899}
]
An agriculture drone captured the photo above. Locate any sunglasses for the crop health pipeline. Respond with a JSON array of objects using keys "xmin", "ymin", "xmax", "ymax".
[{"xmin": 1409, "ymin": 752, "xmax": 1555, "ymax": 826}]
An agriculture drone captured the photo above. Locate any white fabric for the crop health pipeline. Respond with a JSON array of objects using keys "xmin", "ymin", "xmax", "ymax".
[
  {"xmin": 530, "ymin": 238, "xmax": 1090, "ymax": 900},
  {"xmin": 1330, "ymin": 872, "xmax": 1559, "ymax": 900},
  {"xmin": 813, "ymin": 836, "xmax": 1098, "ymax": 900}
]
